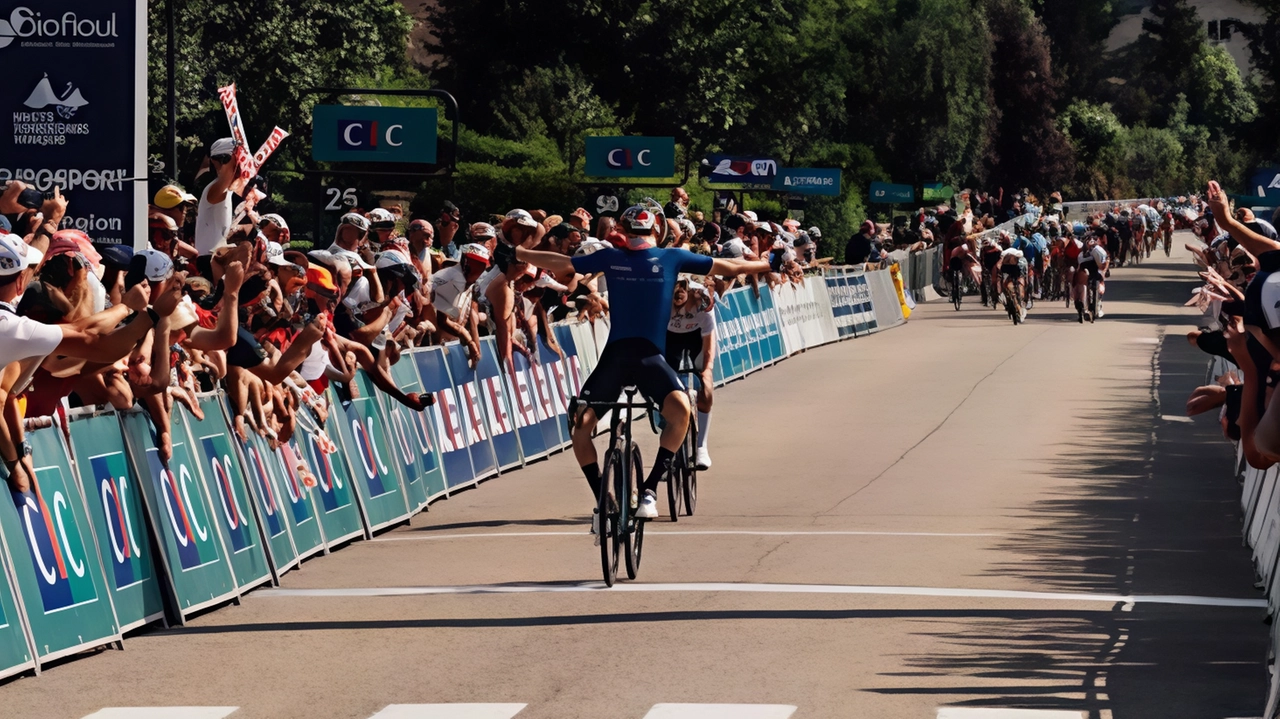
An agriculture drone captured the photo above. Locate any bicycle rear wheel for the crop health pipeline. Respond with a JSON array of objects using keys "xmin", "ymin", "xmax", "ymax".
[
  {"xmin": 599, "ymin": 449, "xmax": 622, "ymax": 587},
  {"xmin": 624, "ymin": 442, "xmax": 645, "ymax": 579},
  {"xmin": 952, "ymin": 270, "xmax": 962, "ymax": 310}
]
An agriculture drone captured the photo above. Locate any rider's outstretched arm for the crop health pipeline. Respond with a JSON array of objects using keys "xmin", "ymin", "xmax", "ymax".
[
  {"xmin": 710, "ymin": 257, "xmax": 770, "ymax": 276},
  {"xmin": 515, "ymin": 246, "xmax": 575, "ymax": 276}
]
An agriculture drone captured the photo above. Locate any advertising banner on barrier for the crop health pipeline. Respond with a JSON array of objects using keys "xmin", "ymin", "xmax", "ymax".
[
  {"xmin": 383, "ymin": 358, "xmax": 448, "ymax": 508},
  {"xmin": 537, "ymin": 332, "xmax": 573, "ymax": 449},
  {"xmin": 477, "ymin": 339, "xmax": 523, "ymax": 471},
  {"xmin": 567, "ymin": 322, "xmax": 599, "ymax": 377},
  {"xmin": 734, "ymin": 290, "xmax": 764, "ymax": 372},
  {"xmin": 756, "ymin": 286, "xmax": 786, "ymax": 364},
  {"xmin": 715, "ymin": 295, "xmax": 746, "ymax": 381},
  {"xmin": 0, "ymin": 547, "xmax": 33, "ymax": 680},
  {"xmin": 330, "ymin": 374, "xmax": 412, "ymax": 533},
  {"xmin": 178, "ymin": 403, "xmax": 272, "ymax": 592},
  {"xmin": 269, "ymin": 440, "xmax": 327, "ymax": 558},
  {"xmin": 67, "ymin": 410, "xmax": 164, "ymax": 632},
  {"xmin": 503, "ymin": 350, "xmax": 551, "ymax": 463},
  {"xmin": 119, "ymin": 410, "xmax": 238, "ymax": 621},
  {"xmin": 240, "ymin": 429, "xmax": 322, "ymax": 563},
  {"xmin": 201, "ymin": 397, "xmax": 297, "ymax": 581},
  {"xmin": 826, "ymin": 269, "xmax": 877, "ymax": 337},
  {"xmin": 443, "ymin": 344, "xmax": 500, "ymax": 482},
  {"xmin": 867, "ymin": 269, "xmax": 906, "ymax": 328},
  {"xmin": 292, "ymin": 423, "xmax": 365, "ymax": 547},
  {"xmin": 0, "ymin": 426, "xmax": 121, "ymax": 662},
  {"xmin": 414, "ymin": 347, "xmax": 477, "ymax": 489},
  {"xmin": 552, "ymin": 324, "xmax": 587, "ymax": 401}
]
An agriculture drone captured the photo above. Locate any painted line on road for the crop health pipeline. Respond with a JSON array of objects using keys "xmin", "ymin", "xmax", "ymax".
[
  {"xmin": 366, "ymin": 705, "xmax": 528, "ymax": 719},
  {"xmin": 937, "ymin": 709, "xmax": 1085, "ymax": 719},
  {"xmin": 81, "ymin": 709, "xmax": 240, "ymax": 719},
  {"xmin": 372, "ymin": 530, "xmax": 1003, "ymax": 543},
  {"xmin": 255, "ymin": 581, "xmax": 1267, "ymax": 609},
  {"xmin": 643, "ymin": 704, "xmax": 797, "ymax": 719}
]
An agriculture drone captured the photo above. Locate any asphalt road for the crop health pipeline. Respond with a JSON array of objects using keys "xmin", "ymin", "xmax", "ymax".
[{"xmin": 5, "ymin": 239, "xmax": 1269, "ymax": 719}]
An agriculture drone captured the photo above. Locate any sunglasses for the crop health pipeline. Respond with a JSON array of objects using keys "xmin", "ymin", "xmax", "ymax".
[{"xmin": 211, "ymin": 154, "xmax": 232, "ymax": 164}]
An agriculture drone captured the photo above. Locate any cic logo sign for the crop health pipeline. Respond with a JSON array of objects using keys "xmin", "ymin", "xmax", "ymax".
[
  {"xmin": 585, "ymin": 136, "xmax": 676, "ymax": 179},
  {"xmin": 312, "ymin": 105, "xmax": 437, "ymax": 164}
]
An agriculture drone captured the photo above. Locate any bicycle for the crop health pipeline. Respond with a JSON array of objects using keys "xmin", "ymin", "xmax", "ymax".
[
  {"xmin": 951, "ymin": 267, "xmax": 964, "ymax": 311},
  {"xmin": 571, "ymin": 387, "xmax": 655, "ymax": 586},
  {"xmin": 672, "ymin": 356, "xmax": 701, "ymax": 519},
  {"xmin": 1002, "ymin": 275, "xmax": 1022, "ymax": 325}
]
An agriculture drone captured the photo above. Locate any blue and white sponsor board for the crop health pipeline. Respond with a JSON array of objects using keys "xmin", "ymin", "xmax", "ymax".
[
  {"xmin": 477, "ymin": 338, "xmax": 523, "ymax": 472},
  {"xmin": 414, "ymin": 346, "xmax": 479, "ymax": 489}
]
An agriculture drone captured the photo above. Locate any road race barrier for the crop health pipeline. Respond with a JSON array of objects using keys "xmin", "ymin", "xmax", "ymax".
[
  {"xmin": 0, "ymin": 423, "xmax": 122, "ymax": 665},
  {"xmin": 0, "ymin": 265, "xmax": 930, "ymax": 680},
  {"xmin": 1204, "ymin": 354, "xmax": 1280, "ymax": 718}
]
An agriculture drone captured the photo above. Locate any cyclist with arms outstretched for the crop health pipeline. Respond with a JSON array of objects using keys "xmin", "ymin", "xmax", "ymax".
[{"xmin": 507, "ymin": 206, "xmax": 768, "ymax": 523}]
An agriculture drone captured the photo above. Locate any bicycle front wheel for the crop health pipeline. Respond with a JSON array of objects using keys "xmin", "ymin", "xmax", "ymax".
[
  {"xmin": 599, "ymin": 449, "xmax": 622, "ymax": 587},
  {"xmin": 624, "ymin": 442, "xmax": 645, "ymax": 579},
  {"xmin": 683, "ymin": 412, "xmax": 698, "ymax": 516}
]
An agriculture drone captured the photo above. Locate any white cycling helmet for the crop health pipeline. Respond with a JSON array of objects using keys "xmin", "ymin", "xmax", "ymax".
[{"xmin": 619, "ymin": 204, "xmax": 658, "ymax": 234}]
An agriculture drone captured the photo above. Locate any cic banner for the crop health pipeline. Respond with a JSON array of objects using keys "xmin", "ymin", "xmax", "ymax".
[
  {"xmin": 0, "ymin": 546, "xmax": 33, "ymax": 680},
  {"xmin": 67, "ymin": 409, "xmax": 164, "ymax": 632},
  {"xmin": 330, "ymin": 373, "xmax": 411, "ymax": 534},
  {"xmin": 0, "ymin": 425, "xmax": 121, "ymax": 663},
  {"xmin": 381, "ymin": 358, "xmax": 448, "ymax": 509}
]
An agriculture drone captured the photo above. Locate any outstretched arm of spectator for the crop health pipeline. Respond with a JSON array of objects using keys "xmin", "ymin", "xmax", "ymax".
[
  {"xmin": 188, "ymin": 261, "xmax": 243, "ymax": 351},
  {"xmin": 0, "ymin": 362, "xmax": 34, "ymax": 493},
  {"xmin": 55, "ymin": 281, "xmax": 179, "ymax": 362},
  {"xmin": 250, "ymin": 316, "xmax": 326, "ymax": 384},
  {"xmin": 206, "ymin": 154, "xmax": 236, "ymax": 206},
  {"xmin": 1234, "ymin": 320, "xmax": 1280, "ymax": 467},
  {"xmin": 1207, "ymin": 180, "xmax": 1280, "ymax": 256},
  {"xmin": 132, "ymin": 317, "xmax": 173, "ymax": 397}
]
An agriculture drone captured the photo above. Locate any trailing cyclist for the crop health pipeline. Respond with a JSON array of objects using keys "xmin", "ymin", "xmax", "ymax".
[
  {"xmin": 666, "ymin": 278, "xmax": 717, "ymax": 470},
  {"xmin": 980, "ymin": 237, "xmax": 1003, "ymax": 307},
  {"xmin": 1072, "ymin": 233, "xmax": 1110, "ymax": 323},
  {"xmin": 507, "ymin": 205, "xmax": 767, "ymax": 523},
  {"xmin": 998, "ymin": 232, "xmax": 1027, "ymax": 323}
]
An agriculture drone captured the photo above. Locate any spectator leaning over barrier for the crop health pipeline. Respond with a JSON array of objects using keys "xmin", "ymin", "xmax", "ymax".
[
  {"xmin": 846, "ymin": 220, "xmax": 876, "ymax": 264},
  {"xmin": 430, "ymin": 243, "xmax": 489, "ymax": 366},
  {"xmin": 0, "ymin": 229, "xmax": 182, "ymax": 493}
]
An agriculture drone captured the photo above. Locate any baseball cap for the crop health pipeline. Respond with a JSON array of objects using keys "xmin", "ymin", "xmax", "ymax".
[
  {"xmin": 471, "ymin": 222, "xmax": 497, "ymax": 240},
  {"xmin": 460, "ymin": 243, "xmax": 491, "ymax": 266},
  {"xmin": 339, "ymin": 213, "xmax": 370, "ymax": 232},
  {"xmin": 807, "ymin": 226, "xmax": 822, "ymax": 239},
  {"xmin": 743, "ymin": 211, "xmax": 758, "ymax": 222},
  {"xmin": 307, "ymin": 249, "xmax": 336, "ymax": 269},
  {"xmin": 135, "ymin": 249, "xmax": 175, "ymax": 282},
  {"xmin": 375, "ymin": 251, "xmax": 408, "ymax": 269},
  {"xmin": 266, "ymin": 241, "xmax": 289, "ymax": 267},
  {"xmin": 99, "ymin": 244, "xmax": 134, "ymax": 271},
  {"xmin": 0, "ymin": 216, "xmax": 10, "ymax": 233},
  {"xmin": 368, "ymin": 208, "xmax": 396, "ymax": 227},
  {"xmin": 283, "ymin": 250, "xmax": 309, "ymax": 269},
  {"xmin": 153, "ymin": 185, "xmax": 197, "ymax": 209},
  {"xmin": 43, "ymin": 236, "xmax": 82, "ymax": 261},
  {"xmin": 333, "ymin": 248, "xmax": 374, "ymax": 270},
  {"xmin": 408, "ymin": 218, "xmax": 433, "ymax": 233},
  {"xmin": 306, "ymin": 266, "xmax": 338, "ymax": 297},
  {"xmin": 259, "ymin": 213, "xmax": 289, "ymax": 230},
  {"xmin": 0, "ymin": 237, "xmax": 45, "ymax": 275},
  {"xmin": 210, "ymin": 137, "xmax": 236, "ymax": 157},
  {"xmin": 504, "ymin": 209, "xmax": 538, "ymax": 228},
  {"xmin": 534, "ymin": 271, "xmax": 569, "ymax": 293}
]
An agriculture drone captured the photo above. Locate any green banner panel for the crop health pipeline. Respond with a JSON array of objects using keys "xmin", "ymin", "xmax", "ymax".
[
  {"xmin": 248, "ymin": 432, "xmax": 325, "ymax": 562},
  {"xmin": 290, "ymin": 423, "xmax": 364, "ymax": 547},
  {"xmin": 330, "ymin": 377, "xmax": 411, "ymax": 533},
  {"xmin": 383, "ymin": 359, "xmax": 448, "ymax": 508},
  {"xmin": 0, "ymin": 426, "xmax": 120, "ymax": 663},
  {"xmin": 180, "ymin": 401, "xmax": 273, "ymax": 592},
  {"xmin": 119, "ymin": 410, "xmax": 238, "ymax": 621},
  {"xmin": 0, "ymin": 547, "xmax": 33, "ymax": 681},
  {"xmin": 67, "ymin": 411, "xmax": 165, "ymax": 632}
]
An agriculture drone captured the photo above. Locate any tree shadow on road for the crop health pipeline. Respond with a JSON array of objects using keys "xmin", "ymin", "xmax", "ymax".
[{"xmin": 864, "ymin": 326, "xmax": 1268, "ymax": 718}]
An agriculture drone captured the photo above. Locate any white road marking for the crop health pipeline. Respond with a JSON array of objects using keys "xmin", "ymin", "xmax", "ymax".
[
  {"xmin": 1160, "ymin": 415, "xmax": 1194, "ymax": 423},
  {"xmin": 366, "ymin": 705, "xmax": 527, "ymax": 719},
  {"xmin": 372, "ymin": 530, "xmax": 1002, "ymax": 543},
  {"xmin": 937, "ymin": 710, "xmax": 1086, "ymax": 719},
  {"xmin": 642, "ymin": 704, "xmax": 796, "ymax": 719},
  {"xmin": 81, "ymin": 709, "xmax": 240, "ymax": 719},
  {"xmin": 256, "ymin": 581, "xmax": 1267, "ymax": 608}
]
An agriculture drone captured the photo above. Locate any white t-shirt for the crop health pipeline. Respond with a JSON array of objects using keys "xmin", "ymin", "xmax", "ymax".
[
  {"xmin": 430, "ymin": 265, "xmax": 472, "ymax": 320},
  {"xmin": 668, "ymin": 306, "xmax": 716, "ymax": 336},
  {"xmin": 373, "ymin": 292, "xmax": 412, "ymax": 351},
  {"xmin": 298, "ymin": 338, "xmax": 331, "ymax": 382},
  {"xmin": 194, "ymin": 183, "xmax": 232, "ymax": 256},
  {"xmin": 475, "ymin": 266, "xmax": 503, "ymax": 301},
  {"xmin": 0, "ymin": 305, "xmax": 64, "ymax": 393},
  {"xmin": 720, "ymin": 237, "xmax": 750, "ymax": 259},
  {"xmin": 341, "ymin": 275, "xmax": 381, "ymax": 315},
  {"xmin": 1087, "ymin": 245, "xmax": 1108, "ymax": 265}
]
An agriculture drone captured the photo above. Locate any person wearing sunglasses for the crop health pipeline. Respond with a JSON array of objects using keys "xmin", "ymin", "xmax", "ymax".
[
  {"xmin": 435, "ymin": 201, "xmax": 462, "ymax": 260},
  {"xmin": 194, "ymin": 137, "xmax": 238, "ymax": 277}
]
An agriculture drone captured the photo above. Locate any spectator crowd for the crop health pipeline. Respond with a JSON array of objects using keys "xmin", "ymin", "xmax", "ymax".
[{"xmin": 0, "ymin": 136, "xmax": 836, "ymax": 493}]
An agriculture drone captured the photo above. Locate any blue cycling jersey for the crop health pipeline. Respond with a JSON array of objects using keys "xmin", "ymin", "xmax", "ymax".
[
  {"xmin": 1014, "ymin": 236, "xmax": 1040, "ymax": 263},
  {"xmin": 572, "ymin": 246, "xmax": 715, "ymax": 352}
]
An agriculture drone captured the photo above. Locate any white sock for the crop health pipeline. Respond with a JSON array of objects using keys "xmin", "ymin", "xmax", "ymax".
[{"xmin": 697, "ymin": 411, "xmax": 711, "ymax": 449}]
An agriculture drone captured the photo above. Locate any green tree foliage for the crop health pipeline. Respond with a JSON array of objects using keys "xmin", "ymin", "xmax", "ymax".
[
  {"xmin": 1033, "ymin": 0, "xmax": 1119, "ymax": 100},
  {"xmin": 982, "ymin": 0, "xmax": 1075, "ymax": 193},
  {"xmin": 1059, "ymin": 100, "xmax": 1124, "ymax": 162},
  {"xmin": 1186, "ymin": 43, "xmax": 1257, "ymax": 130},
  {"xmin": 146, "ymin": 0, "xmax": 411, "ymax": 185}
]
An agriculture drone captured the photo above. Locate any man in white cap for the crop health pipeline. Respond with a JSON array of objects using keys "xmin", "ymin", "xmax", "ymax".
[
  {"xmin": 0, "ymin": 233, "xmax": 181, "ymax": 492},
  {"xmin": 195, "ymin": 137, "xmax": 238, "ymax": 267}
]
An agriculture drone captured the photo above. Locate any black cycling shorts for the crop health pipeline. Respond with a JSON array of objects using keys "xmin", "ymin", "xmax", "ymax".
[
  {"xmin": 1000, "ymin": 264, "xmax": 1022, "ymax": 280},
  {"xmin": 580, "ymin": 337, "xmax": 683, "ymax": 409},
  {"xmin": 982, "ymin": 252, "xmax": 1001, "ymax": 271},
  {"xmin": 1079, "ymin": 259, "xmax": 1103, "ymax": 282},
  {"xmin": 948, "ymin": 256, "xmax": 966, "ymax": 273},
  {"xmin": 664, "ymin": 330, "xmax": 706, "ymax": 374}
]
